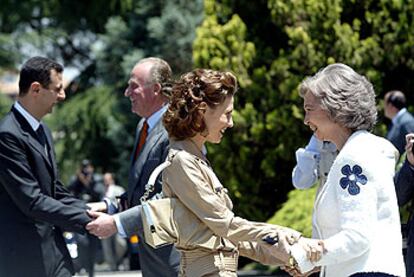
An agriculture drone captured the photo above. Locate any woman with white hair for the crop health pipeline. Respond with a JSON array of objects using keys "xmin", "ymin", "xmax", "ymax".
[{"xmin": 289, "ymin": 63, "xmax": 405, "ymax": 277}]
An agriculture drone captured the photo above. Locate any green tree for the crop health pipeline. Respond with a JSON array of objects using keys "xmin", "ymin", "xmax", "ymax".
[
  {"xmin": 0, "ymin": 94, "xmax": 13, "ymax": 118},
  {"xmin": 47, "ymin": 86, "xmax": 132, "ymax": 184},
  {"xmin": 93, "ymin": 0, "xmax": 203, "ymax": 85},
  {"xmin": 0, "ymin": 0, "xmax": 135, "ymax": 67}
]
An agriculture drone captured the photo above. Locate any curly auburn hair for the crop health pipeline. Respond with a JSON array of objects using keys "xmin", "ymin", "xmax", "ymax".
[{"xmin": 163, "ymin": 69, "xmax": 238, "ymax": 140}]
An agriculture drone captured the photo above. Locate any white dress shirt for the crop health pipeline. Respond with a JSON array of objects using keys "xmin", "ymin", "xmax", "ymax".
[{"xmin": 14, "ymin": 101, "xmax": 41, "ymax": 132}]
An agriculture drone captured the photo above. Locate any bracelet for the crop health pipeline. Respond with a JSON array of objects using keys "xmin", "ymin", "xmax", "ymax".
[{"xmin": 288, "ymin": 253, "xmax": 298, "ymax": 268}]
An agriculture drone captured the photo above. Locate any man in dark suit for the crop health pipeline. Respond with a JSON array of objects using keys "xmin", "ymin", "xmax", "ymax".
[
  {"xmin": 384, "ymin": 90, "xmax": 414, "ymax": 155},
  {"xmin": 394, "ymin": 133, "xmax": 414, "ymax": 277},
  {"xmin": 87, "ymin": 57, "xmax": 180, "ymax": 276},
  {"xmin": 0, "ymin": 56, "xmax": 93, "ymax": 276}
]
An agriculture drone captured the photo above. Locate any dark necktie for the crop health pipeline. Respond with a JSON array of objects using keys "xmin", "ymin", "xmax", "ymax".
[
  {"xmin": 36, "ymin": 124, "xmax": 49, "ymax": 156},
  {"xmin": 133, "ymin": 120, "xmax": 149, "ymax": 162}
]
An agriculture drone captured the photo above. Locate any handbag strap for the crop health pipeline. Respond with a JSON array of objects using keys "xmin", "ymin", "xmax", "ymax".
[{"xmin": 140, "ymin": 153, "xmax": 176, "ymax": 203}]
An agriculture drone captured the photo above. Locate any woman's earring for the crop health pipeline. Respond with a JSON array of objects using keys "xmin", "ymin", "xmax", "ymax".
[{"xmin": 201, "ymin": 127, "xmax": 209, "ymax": 137}]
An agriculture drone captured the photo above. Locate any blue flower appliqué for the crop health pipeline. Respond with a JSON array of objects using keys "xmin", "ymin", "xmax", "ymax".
[{"xmin": 339, "ymin": 164, "xmax": 368, "ymax": 195}]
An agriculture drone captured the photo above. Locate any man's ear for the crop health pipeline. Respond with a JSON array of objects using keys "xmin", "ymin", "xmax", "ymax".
[
  {"xmin": 153, "ymin": 83, "xmax": 161, "ymax": 95},
  {"xmin": 29, "ymin": 82, "xmax": 42, "ymax": 94}
]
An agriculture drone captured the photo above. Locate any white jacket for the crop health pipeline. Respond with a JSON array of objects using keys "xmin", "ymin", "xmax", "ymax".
[{"xmin": 292, "ymin": 130, "xmax": 405, "ymax": 277}]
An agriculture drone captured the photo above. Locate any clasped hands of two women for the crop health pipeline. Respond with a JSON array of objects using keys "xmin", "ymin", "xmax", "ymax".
[{"xmin": 265, "ymin": 229, "xmax": 325, "ymax": 277}]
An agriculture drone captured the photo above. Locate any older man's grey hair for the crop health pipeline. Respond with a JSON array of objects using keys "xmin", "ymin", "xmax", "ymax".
[
  {"xmin": 299, "ymin": 63, "xmax": 377, "ymax": 131},
  {"xmin": 137, "ymin": 57, "xmax": 173, "ymax": 97}
]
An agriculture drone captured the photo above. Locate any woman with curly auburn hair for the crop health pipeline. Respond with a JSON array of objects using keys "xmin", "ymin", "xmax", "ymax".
[
  {"xmin": 289, "ymin": 63, "xmax": 405, "ymax": 277},
  {"xmin": 161, "ymin": 69, "xmax": 320, "ymax": 277},
  {"xmin": 163, "ymin": 69, "xmax": 238, "ymax": 141}
]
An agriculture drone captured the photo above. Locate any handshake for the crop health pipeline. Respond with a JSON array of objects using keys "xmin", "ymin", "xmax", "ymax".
[
  {"xmin": 86, "ymin": 199, "xmax": 325, "ymax": 277},
  {"xmin": 261, "ymin": 228, "xmax": 325, "ymax": 277},
  {"xmin": 85, "ymin": 195, "xmax": 128, "ymax": 239}
]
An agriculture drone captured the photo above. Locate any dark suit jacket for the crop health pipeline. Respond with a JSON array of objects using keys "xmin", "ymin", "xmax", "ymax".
[
  {"xmin": 121, "ymin": 117, "xmax": 179, "ymax": 277},
  {"xmin": 387, "ymin": 110, "xmax": 414, "ymax": 154},
  {"xmin": 0, "ymin": 107, "xmax": 91, "ymax": 277},
  {"xmin": 395, "ymin": 160, "xmax": 414, "ymax": 277}
]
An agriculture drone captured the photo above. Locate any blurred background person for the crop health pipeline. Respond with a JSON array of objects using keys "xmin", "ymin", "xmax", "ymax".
[
  {"xmin": 68, "ymin": 159, "xmax": 104, "ymax": 277},
  {"xmin": 102, "ymin": 172, "xmax": 125, "ymax": 206},
  {"xmin": 384, "ymin": 90, "xmax": 414, "ymax": 155},
  {"xmin": 101, "ymin": 172, "xmax": 126, "ymax": 271},
  {"xmin": 69, "ymin": 159, "xmax": 105, "ymax": 202}
]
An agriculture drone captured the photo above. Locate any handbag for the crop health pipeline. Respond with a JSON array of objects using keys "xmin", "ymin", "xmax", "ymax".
[
  {"xmin": 140, "ymin": 153, "xmax": 221, "ymax": 250},
  {"xmin": 140, "ymin": 159, "xmax": 179, "ymax": 248}
]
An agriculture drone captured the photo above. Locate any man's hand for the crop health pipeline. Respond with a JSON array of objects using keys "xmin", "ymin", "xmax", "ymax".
[
  {"xmin": 86, "ymin": 211, "xmax": 117, "ymax": 239},
  {"xmin": 87, "ymin": 201, "xmax": 107, "ymax": 212},
  {"xmin": 405, "ymin": 133, "xmax": 414, "ymax": 165}
]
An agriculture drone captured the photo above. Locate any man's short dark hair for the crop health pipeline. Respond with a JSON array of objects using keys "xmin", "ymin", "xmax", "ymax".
[
  {"xmin": 18, "ymin": 56, "xmax": 63, "ymax": 96},
  {"xmin": 385, "ymin": 90, "xmax": 407, "ymax": 110}
]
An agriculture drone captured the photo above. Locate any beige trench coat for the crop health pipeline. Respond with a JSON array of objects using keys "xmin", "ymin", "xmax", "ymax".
[{"xmin": 162, "ymin": 139, "xmax": 300, "ymax": 276}]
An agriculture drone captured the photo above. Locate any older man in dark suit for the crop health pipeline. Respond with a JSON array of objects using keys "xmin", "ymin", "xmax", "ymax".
[
  {"xmin": 87, "ymin": 57, "xmax": 180, "ymax": 276},
  {"xmin": 0, "ymin": 57, "xmax": 92, "ymax": 277},
  {"xmin": 384, "ymin": 90, "xmax": 414, "ymax": 155}
]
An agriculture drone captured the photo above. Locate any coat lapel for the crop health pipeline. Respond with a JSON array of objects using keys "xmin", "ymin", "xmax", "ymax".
[
  {"xmin": 43, "ymin": 125, "xmax": 58, "ymax": 178},
  {"xmin": 127, "ymin": 119, "xmax": 165, "ymax": 204},
  {"xmin": 12, "ymin": 107, "xmax": 54, "ymax": 172}
]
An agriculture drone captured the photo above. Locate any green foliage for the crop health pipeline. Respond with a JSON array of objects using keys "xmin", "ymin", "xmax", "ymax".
[
  {"xmin": 0, "ymin": 0, "xmax": 135, "ymax": 67},
  {"xmin": 0, "ymin": 34, "xmax": 19, "ymax": 67},
  {"xmin": 0, "ymin": 94, "xmax": 13, "ymax": 118},
  {"xmin": 193, "ymin": 14, "xmax": 255, "ymax": 87},
  {"xmin": 194, "ymin": 0, "xmax": 414, "ymax": 223},
  {"xmin": 94, "ymin": 0, "xmax": 203, "ymax": 84},
  {"xmin": 268, "ymin": 186, "xmax": 316, "ymax": 238},
  {"xmin": 93, "ymin": 16, "xmax": 138, "ymax": 88},
  {"xmin": 47, "ymin": 86, "xmax": 133, "ymax": 185},
  {"xmin": 147, "ymin": 0, "xmax": 204, "ymax": 73}
]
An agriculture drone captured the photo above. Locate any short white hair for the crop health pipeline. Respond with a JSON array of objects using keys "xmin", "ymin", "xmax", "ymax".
[{"xmin": 299, "ymin": 63, "xmax": 377, "ymax": 131}]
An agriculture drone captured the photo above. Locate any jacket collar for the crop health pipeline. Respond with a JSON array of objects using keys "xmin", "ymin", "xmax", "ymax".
[
  {"xmin": 14, "ymin": 101, "xmax": 41, "ymax": 131},
  {"xmin": 11, "ymin": 106, "xmax": 55, "ymax": 171},
  {"xmin": 170, "ymin": 139, "xmax": 208, "ymax": 163},
  {"xmin": 392, "ymin": 108, "xmax": 407, "ymax": 125}
]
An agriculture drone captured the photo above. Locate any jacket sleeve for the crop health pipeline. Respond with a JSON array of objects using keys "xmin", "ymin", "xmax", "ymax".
[
  {"xmin": 394, "ymin": 160, "xmax": 414, "ymax": 206},
  {"xmin": 117, "ymin": 206, "xmax": 143, "ymax": 237},
  {"xmin": 292, "ymin": 148, "xmax": 319, "ymax": 189},
  {"xmin": 0, "ymin": 132, "xmax": 90, "ymax": 233},
  {"xmin": 164, "ymin": 152, "xmax": 300, "ymax": 245},
  {"xmin": 238, "ymin": 241, "xmax": 285, "ymax": 266},
  {"xmin": 54, "ymin": 180, "xmax": 89, "ymax": 209}
]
